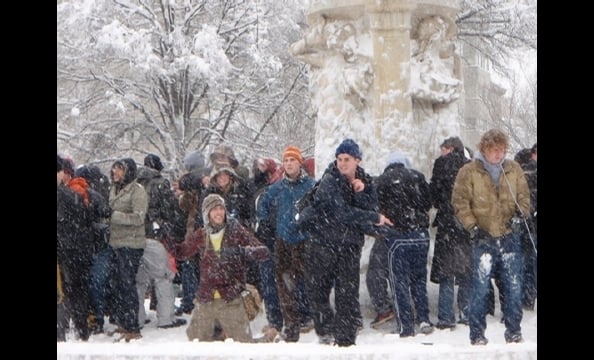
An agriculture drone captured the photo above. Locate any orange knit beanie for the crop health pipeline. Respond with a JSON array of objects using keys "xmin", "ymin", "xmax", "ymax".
[{"xmin": 283, "ymin": 146, "xmax": 304, "ymax": 164}]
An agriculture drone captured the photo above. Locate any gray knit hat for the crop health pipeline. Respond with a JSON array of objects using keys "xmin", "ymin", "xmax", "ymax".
[{"xmin": 183, "ymin": 150, "xmax": 206, "ymax": 172}]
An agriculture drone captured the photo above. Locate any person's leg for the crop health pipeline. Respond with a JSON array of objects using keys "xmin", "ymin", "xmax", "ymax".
[
  {"xmin": 62, "ymin": 249, "xmax": 93, "ymax": 340},
  {"xmin": 409, "ymin": 236, "xmax": 432, "ymax": 331},
  {"xmin": 57, "ymin": 301, "xmax": 67, "ymax": 341},
  {"xmin": 219, "ymin": 297, "xmax": 254, "ymax": 343},
  {"xmin": 154, "ymin": 275, "xmax": 178, "ymax": 326},
  {"xmin": 89, "ymin": 246, "xmax": 114, "ymax": 329},
  {"xmin": 296, "ymin": 273, "xmax": 311, "ymax": 326},
  {"xmin": 290, "ymin": 241, "xmax": 311, "ymax": 331},
  {"xmin": 367, "ymin": 239, "xmax": 393, "ymax": 316},
  {"xmin": 499, "ymin": 233, "xmax": 524, "ymax": 341},
  {"xmin": 260, "ymin": 239, "xmax": 283, "ymax": 331},
  {"xmin": 275, "ymin": 240, "xmax": 302, "ymax": 340},
  {"xmin": 179, "ymin": 260, "xmax": 198, "ymax": 314},
  {"xmin": 105, "ymin": 265, "xmax": 120, "ymax": 324},
  {"xmin": 522, "ymin": 232, "xmax": 537, "ymax": 309},
  {"xmin": 142, "ymin": 239, "xmax": 178, "ymax": 327},
  {"xmin": 113, "ymin": 247, "xmax": 144, "ymax": 333},
  {"xmin": 437, "ymin": 276, "xmax": 456, "ymax": 325},
  {"xmin": 333, "ymin": 243, "xmax": 362, "ymax": 346},
  {"xmin": 387, "ymin": 238, "xmax": 414, "ymax": 337},
  {"xmin": 456, "ymin": 274, "xmax": 471, "ymax": 323},
  {"xmin": 187, "ymin": 301, "xmax": 216, "ymax": 341},
  {"xmin": 468, "ymin": 242, "xmax": 496, "ymax": 343},
  {"xmin": 304, "ymin": 240, "xmax": 336, "ymax": 338},
  {"xmin": 135, "ymin": 259, "xmax": 149, "ymax": 327}
]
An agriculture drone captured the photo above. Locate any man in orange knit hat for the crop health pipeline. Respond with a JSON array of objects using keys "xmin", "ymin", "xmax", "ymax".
[{"xmin": 257, "ymin": 145, "xmax": 316, "ymax": 342}]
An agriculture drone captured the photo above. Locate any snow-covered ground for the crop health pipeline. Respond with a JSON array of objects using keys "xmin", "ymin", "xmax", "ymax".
[{"xmin": 57, "ymin": 238, "xmax": 537, "ymax": 360}]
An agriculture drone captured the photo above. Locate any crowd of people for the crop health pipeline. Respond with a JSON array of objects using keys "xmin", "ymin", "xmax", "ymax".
[{"xmin": 57, "ymin": 129, "xmax": 537, "ymax": 346}]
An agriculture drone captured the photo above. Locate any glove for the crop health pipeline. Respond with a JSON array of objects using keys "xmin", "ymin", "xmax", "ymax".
[
  {"xmin": 221, "ymin": 247, "xmax": 245, "ymax": 262},
  {"xmin": 468, "ymin": 225, "xmax": 492, "ymax": 244},
  {"xmin": 508, "ymin": 216, "xmax": 523, "ymax": 233},
  {"xmin": 247, "ymin": 245, "xmax": 272, "ymax": 261},
  {"xmin": 453, "ymin": 218, "xmax": 466, "ymax": 233}
]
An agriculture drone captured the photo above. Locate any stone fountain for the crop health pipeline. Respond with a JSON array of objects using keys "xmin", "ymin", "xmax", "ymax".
[{"xmin": 290, "ymin": 0, "xmax": 462, "ymax": 177}]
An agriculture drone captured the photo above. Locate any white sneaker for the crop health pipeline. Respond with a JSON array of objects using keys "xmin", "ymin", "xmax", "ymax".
[{"xmin": 418, "ymin": 322, "xmax": 434, "ymax": 335}]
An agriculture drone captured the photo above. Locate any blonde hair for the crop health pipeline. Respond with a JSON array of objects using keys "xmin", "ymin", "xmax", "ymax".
[{"xmin": 478, "ymin": 129, "xmax": 509, "ymax": 153}]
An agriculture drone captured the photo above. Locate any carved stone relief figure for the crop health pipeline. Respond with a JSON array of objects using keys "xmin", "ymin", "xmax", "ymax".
[
  {"xmin": 290, "ymin": 14, "xmax": 374, "ymax": 170},
  {"xmin": 409, "ymin": 15, "xmax": 461, "ymax": 104}
]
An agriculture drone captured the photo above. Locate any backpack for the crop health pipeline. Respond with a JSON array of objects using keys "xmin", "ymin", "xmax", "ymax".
[
  {"xmin": 294, "ymin": 180, "xmax": 321, "ymax": 233},
  {"xmin": 145, "ymin": 176, "xmax": 184, "ymax": 240},
  {"xmin": 254, "ymin": 185, "xmax": 278, "ymax": 249}
]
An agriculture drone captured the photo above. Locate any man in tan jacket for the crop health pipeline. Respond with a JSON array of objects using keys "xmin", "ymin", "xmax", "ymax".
[{"xmin": 452, "ymin": 129, "xmax": 530, "ymax": 346}]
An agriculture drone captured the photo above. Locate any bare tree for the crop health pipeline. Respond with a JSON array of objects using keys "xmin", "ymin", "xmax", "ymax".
[
  {"xmin": 478, "ymin": 61, "xmax": 537, "ymax": 154},
  {"xmin": 457, "ymin": 0, "xmax": 537, "ymax": 150},
  {"xmin": 57, "ymin": 0, "xmax": 312, "ymax": 177},
  {"xmin": 457, "ymin": 0, "xmax": 537, "ymax": 76}
]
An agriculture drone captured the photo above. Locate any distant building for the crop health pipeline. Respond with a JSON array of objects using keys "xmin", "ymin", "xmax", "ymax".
[{"xmin": 459, "ymin": 41, "xmax": 506, "ymax": 151}]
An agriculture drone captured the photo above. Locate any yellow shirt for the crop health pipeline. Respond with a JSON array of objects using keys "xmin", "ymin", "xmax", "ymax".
[{"xmin": 210, "ymin": 229, "xmax": 224, "ymax": 299}]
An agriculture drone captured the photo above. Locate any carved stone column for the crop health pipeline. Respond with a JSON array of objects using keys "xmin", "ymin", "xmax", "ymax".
[{"xmin": 365, "ymin": 0, "xmax": 416, "ymax": 173}]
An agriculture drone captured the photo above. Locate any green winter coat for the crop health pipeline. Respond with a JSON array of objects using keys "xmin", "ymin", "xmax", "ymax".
[
  {"xmin": 451, "ymin": 158, "xmax": 530, "ymax": 238},
  {"xmin": 109, "ymin": 180, "xmax": 148, "ymax": 249}
]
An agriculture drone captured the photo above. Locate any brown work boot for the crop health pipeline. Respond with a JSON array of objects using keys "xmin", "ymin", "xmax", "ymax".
[
  {"xmin": 106, "ymin": 326, "xmax": 126, "ymax": 337},
  {"xmin": 254, "ymin": 325, "xmax": 279, "ymax": 343},
  {"xmin": 370, "ymin": 310, "xmax": 396, "ymax": 329},
  {"xmin": 114, "ymin": 331, "xmax": 142, "ymax": 343}
]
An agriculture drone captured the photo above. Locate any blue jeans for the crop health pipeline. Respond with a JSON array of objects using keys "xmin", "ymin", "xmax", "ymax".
[
  {"xmin": 259, "ymin": 256, "xmax": 283, "ymax": 330},
  {"xmin": 469, "ymin": 233, "xmax": 523, "ymax": 341},
  {"xmin": 89, "ymin": 246, "xmax": 116, "ymax": 326},
  {"xmin": 437, "ymin": 275, "xmax": 470, "ymax": 324},
  {"xmin": 457, "ymin": 277, "xmax": 470, "ymax": 320},
  {"xmin": 179, "ymin": 260, "xmax": 198, "ymax": 313},
  {"xmin": 386, "ymin": 230, "xmax": 431, "ymax": 336}
]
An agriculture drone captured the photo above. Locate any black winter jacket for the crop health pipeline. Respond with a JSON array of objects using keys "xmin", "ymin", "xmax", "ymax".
[
  {"xmin": 305, "ymin": 161, "xmax": 380, "ymax": 247},
  {"xmin": 137, "ymin": 167, "xmax": 181, "ymax": 240},
  {"xmin": 428, "ymin": 151, "xmax": 471, "ymax": 282},
  {"xmin": 374, "ymin": 162, "xmax": 431, "ymax": 234}
]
